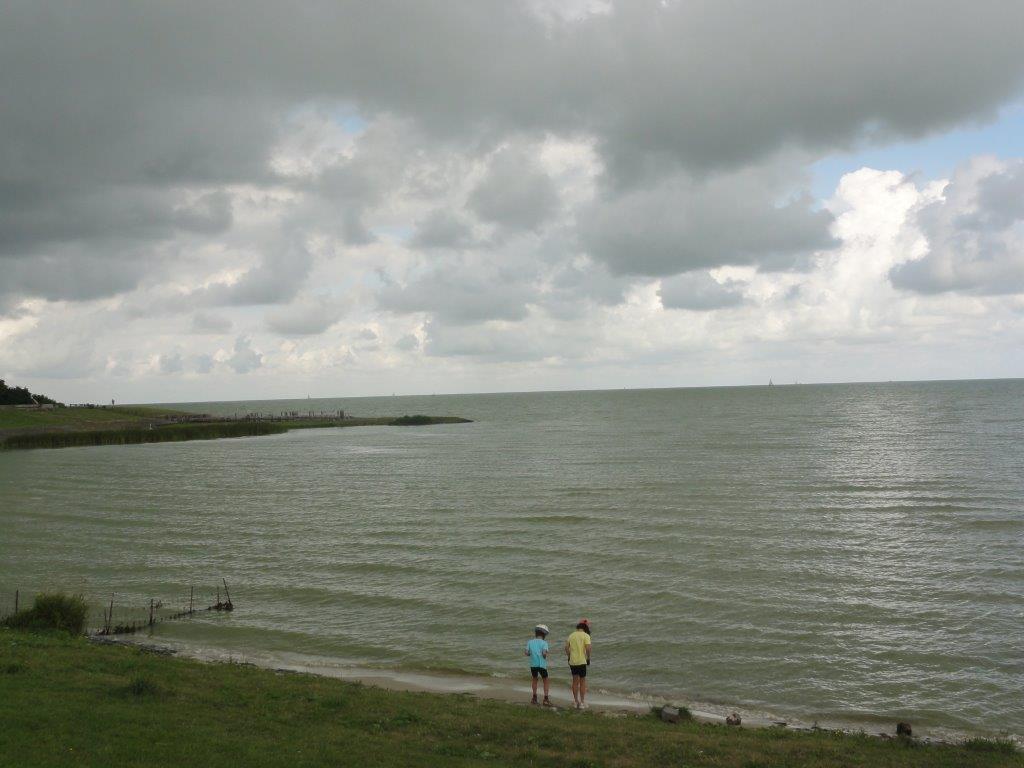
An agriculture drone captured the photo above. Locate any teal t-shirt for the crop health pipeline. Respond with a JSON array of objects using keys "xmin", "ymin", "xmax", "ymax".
[{"xmin": 526, "ymin": 638, "xmax": 549, "ymax": 668}]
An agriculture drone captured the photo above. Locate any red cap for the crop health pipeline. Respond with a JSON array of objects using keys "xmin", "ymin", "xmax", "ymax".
[{"xmin": 578, "ymin": 617, "xmax": 590, "ymax": 627}]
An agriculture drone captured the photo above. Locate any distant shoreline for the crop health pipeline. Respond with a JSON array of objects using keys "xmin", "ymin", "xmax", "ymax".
[{"xmin": 0, "ymin": 405, "xmax": 472, "ymax": 450}]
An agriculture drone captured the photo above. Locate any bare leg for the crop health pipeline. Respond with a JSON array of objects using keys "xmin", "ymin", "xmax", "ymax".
[
  {"xmin": 543, "ymin": 676, "xmax": 550, "ymax": 700},
  {"xmin": 531, "ymin": 675, "xmax": 538, "ymax": 702},
  {"xmin": 580, "ymin": 677, "xmax": 587, "ymax": 706},
  {"xmin": 571, "ymin": 676, "xmax": 580, "ymax": 707}
]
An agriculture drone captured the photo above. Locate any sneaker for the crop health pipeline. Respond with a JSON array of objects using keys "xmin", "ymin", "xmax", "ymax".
[
  {"xmin": 579, "ymin": 702, "xmax": 588, "ymax": 710},
  {"xmin": 530, "ymin": 695, "xmax": 538, "ymax": 705},
  {"xmin": 542, "ymin": 697, "xmax": 552, "ymax": 707}
]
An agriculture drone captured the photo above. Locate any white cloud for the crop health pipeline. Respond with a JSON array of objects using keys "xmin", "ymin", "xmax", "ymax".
[{"xmin": 890, "ymin": 157, "xmax": 1024, "ymax": 294}]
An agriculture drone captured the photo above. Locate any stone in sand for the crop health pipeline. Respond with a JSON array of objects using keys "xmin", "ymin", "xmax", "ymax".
[
  {"xmin": 660, "ymin": 705, "xmax": 681, "ymax": 724},
  {"xmin": 896, "ymin": 722, "xmax": 913, "ymax": 737},
  {"xmin": 726, "ymin": 712, "xmax": 742, "ymax": 726}
]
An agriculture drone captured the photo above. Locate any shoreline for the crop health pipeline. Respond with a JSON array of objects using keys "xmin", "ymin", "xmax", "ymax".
[
  {"xmin": 8, "ymin": 630, "xmax": 1019, "ymax": 768},
  {"xmin": 91, "ymin": 635, "xmax": 1022, "ymax": 748},
  {"xmin": 0, "ymin": 408, "xmax": 472, "ymax": 450}
]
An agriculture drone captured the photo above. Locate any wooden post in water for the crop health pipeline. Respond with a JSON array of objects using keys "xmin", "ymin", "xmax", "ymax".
[
  {"xmin": 189, "ymin": 585, "xmax": 194, "ymax": 615},
  {"xmin": 222, "ymin": 578, "xmax": 233, "ymax": 610},
  {"xmin": 106, "ymin": 594, "xmax": 114, "ymax": 635},
  {"xmin": 13, "ymin": 589, "xmax": 17, "ymax": 614},
  {"xmin": 148, "ymin": 598, "xmax": 154, "ymax": 628}
]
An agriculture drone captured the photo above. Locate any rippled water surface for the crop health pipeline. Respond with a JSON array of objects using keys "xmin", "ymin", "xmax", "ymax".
[{"xmin": 2, "ymin": 382, "xmax": 1022, "ymax": 735}]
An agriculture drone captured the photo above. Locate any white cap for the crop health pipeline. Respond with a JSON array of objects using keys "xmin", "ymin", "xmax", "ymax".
[{"xmin": 535, "ymin": 624, "xmax": 549, "ymax": 635}]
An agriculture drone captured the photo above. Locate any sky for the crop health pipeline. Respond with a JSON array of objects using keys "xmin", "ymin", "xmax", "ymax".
[{"xmin": 2, "ymin": 1, "xmax": 1024, "ymax": 404}]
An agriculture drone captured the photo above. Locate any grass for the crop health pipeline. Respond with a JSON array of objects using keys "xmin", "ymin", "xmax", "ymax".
[
  {"xmin": 283, "ymin": 415, "xmax": 473, "ymax": 430},
  {"xmin": 0, "ymin": 631, "xmax": 1019, "ymax": 768},
  {"xmin": 0, "ymin": 405, "xmax": 184, "ymax": 432},
  {"xmin": 2, "ymin": 421, "xmax": 288, "ymax": 450},
  {"xmin": 1, "ymin": 407, "xmax": 471, "ymax": 450}
]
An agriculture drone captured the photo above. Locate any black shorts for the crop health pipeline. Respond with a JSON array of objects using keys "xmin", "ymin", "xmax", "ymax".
[
  {"xmin": 530, "ymin": 667, "xmax": 548, "ymax": 679},
  {"xmin": 569, "ymin": 664, "xmax": 587, "ymax": 678}
]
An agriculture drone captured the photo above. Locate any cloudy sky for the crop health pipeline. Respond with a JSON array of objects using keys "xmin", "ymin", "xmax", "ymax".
[{"xmin": 3, "ymin": 1, "xmax": 1024, "ymax": 403}]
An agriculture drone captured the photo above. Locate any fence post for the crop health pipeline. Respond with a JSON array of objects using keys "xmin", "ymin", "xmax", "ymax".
[
  {"xmin": 189, "ymin": 585, "xmax": 194, "ymax": 615},
  {"xmin": 14, "ymin": 589, "xmax": 18, "ymax": 614},
  {"xmin": 149, "ymin": 598, "xmax": 154, "ymax": 628}
]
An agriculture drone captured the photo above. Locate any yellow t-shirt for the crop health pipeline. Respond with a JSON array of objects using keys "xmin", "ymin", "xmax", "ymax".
[{"xmin": 567, "ymin": 630, "xmax": 591, "ymax": 666}]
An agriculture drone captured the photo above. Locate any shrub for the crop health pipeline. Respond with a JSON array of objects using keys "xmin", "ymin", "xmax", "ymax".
[{"xmin": 1, "ymin": 592, "xmax": 88, "ymax": 634}]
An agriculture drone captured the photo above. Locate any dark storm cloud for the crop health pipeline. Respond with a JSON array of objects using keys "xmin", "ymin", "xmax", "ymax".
[
  {"xmin": 6, "ymin": 1, "xmax": 1023, "ymax": 190},
  {"xmin": 579, "ymin": 168, "xmax": 838, "ymax": 276},
  {"xmin": 467, "ymin": 144, "xmax": 560, "ymax": 231},
  {"xmin": 3, "ymin": 0, "xmax": 1024, "ymax": 312},
  {"xmin": 538, "ymin": 260, "xmax": 634, "ymax": 320},
  {"xmin": 1, "ymin": 249, "xmax": 151, "ymax": 304},
  {"xmin": 378, "ymin": 267, "xmax": 535, "ymax": 325},
  {"xmin": 659, "ymin": 272, "xmax": 746, "ymax": 311},
  {"xmin": 265, "ymin": 296, "xmax": 346, "ymax": 336},
  {"xmin": 410, "ymin": 209, "xmax": 481, "ymax": 250},
  {"xmin": 890, "ymin": 159, "xmax": 1024, "ymax": 294},
  {"xmin": 191, "ymin": 240, "xmax": 314, "ymax": 307}
]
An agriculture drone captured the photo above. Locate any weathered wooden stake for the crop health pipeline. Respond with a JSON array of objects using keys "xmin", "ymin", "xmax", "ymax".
[
  {"xmin": 148, "ymin": 598, "xmax": 154, "ymax": 628},
  {"xmin": 13, "ymin": 589, "xmax": 18, "ymax": 614},
  {"xmin": 222, "ymin": 578, "xmax": 232, "ymax": 608},
  {"xmin": 189, "ymin": 585, "xmax": 194, "ymax": 614},
  {"xmin": 106, "ymin": 594, "xmax": 114, "ymax": 634}
]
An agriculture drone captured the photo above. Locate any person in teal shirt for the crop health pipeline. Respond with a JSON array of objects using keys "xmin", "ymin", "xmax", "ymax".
[{"xmin": 524, "ymin": 624, "xmax": 551, "ymax": 706}]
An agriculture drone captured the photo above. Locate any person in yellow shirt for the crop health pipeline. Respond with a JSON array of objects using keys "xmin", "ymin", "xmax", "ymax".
[{"xmin": 564, "ymin": 618, "xmax": 592, "ymax": 709}]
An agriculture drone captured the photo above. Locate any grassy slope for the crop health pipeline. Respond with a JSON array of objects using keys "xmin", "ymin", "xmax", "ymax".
[
  {"xmin": 0, "ymin": 409, "xmax": 470, "ymax": 449},
  {"xmin": 2, "ymin": 421, "xmax": 289, "ymax": 450},
  {"xmin": 0, "ymin": 406, "xmax": 186, "ymax": 433},
  {"xmin": 0, "ymin": 632, "xmax": 1019, "ymax": 768}
]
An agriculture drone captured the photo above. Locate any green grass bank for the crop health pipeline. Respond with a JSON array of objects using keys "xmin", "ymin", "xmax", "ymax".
[
  {"xmin": 0, "ymin": 631, "xmax": 1018, "ymax": 768},
  {"xmin": 0, "ymin": 407, "xmax": 471, "ymax": 450},
  {"xmin": 2, "ymin": 420, "xmax": 290, "ymax": 450}
]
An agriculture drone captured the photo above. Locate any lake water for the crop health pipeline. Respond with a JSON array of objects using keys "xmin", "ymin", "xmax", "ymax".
[{"xmin": 2, "ymin": 381, "xmax": 1022, "ymax": 738}]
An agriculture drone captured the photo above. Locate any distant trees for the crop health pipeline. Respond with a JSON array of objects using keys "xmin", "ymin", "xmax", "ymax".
[{"xmin": 0, "ymin": 379, "xmax": 60, "ymax": 406}]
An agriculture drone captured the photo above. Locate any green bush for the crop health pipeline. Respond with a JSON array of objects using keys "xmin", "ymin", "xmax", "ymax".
[{"xmin": 2, "ymin": 592, "xmax": 88, "ymax": 634}]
